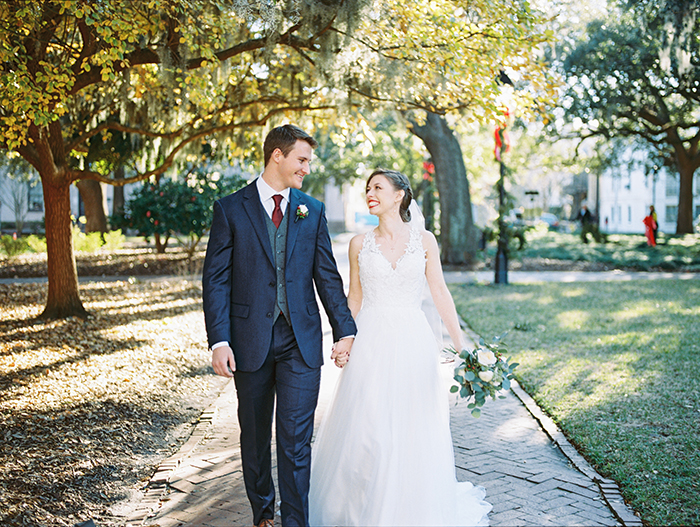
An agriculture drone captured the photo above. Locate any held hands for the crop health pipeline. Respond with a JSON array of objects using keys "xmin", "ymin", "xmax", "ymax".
[
  {"xmin": 331, "ymin": 337, "xmax": 354, "ymax": 368},
  {"xmin": 212, "ymin": 345, "xmax": 236, "ymax": 377}
]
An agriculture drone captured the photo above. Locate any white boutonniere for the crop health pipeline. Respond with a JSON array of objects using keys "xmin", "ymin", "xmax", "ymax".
[{"xmin": 295, "ymin": 204, "xmax": 309, "ymax": 222}]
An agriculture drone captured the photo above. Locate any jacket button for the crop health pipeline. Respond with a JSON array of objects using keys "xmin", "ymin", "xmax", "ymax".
[
  {"xmin": 266, "ymin": 313, "xmax": 272, "ymax": 318},
  {"xmin": 269, "ymin": 281, "xmax": 275, "ymax": 287}
]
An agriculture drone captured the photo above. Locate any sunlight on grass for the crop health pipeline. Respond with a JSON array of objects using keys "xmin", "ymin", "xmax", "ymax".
[
  {"xmin": 535, "ymin": 295, "xmax": 556, "ymax": 305},
  {"xmin": 451, "ymin": 280, "xmax": 700, "ymax": 527},
  {"xmin": 561, "ymin": 288, "xmax": 586, "ymax": 298},
  {"xmin": 509, "ymin": 230, "xmax": 700, "ymax": 271},
  {"xmin": 612, "ymin": 302, "xmax": 666, "ymax": 322},
  {"xmin": 555, "ymin": 309, "xmax": 589, "ymax": 330}
]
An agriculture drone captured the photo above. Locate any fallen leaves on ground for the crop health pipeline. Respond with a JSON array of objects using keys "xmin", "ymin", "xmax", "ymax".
[
  {"xmin": 0, "ymin": 279, "xmax": 226, "ymax": 527},
  {"xmin": 0, "ymin": 248, "xmax": 205, "ymax": 279}
]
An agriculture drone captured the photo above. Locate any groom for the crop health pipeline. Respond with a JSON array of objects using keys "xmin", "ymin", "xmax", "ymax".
[{"xmin": 202, "ymin": 124, "xmax": 356, "ymax": 527}]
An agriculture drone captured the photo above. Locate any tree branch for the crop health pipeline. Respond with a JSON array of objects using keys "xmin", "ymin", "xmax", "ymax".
[
  {"xmin": 346, "ymin": 85, "xmax": 470, "ymax": 114},
  {"xmin": 75, "ymin": 104, "xmax": 335, "ymax": 186},
  {"xmin": 65, "ymin": 94, "xmax": 301, "ymax": 153}
]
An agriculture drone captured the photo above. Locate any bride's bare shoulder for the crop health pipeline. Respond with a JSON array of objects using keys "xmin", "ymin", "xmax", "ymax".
[
  {"xmin": 348, "ymin": 233, "xmax": 366, "ymax": 255},
  {"xmin": 420, "ymin": 229, "xmax": 438, "ymax": 247}
]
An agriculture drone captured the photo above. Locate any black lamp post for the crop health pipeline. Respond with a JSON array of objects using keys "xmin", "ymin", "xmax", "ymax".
[
  {"xmin": 494, "ymin": 70, "xmax": 514, "ymax": 285},
  {"xmin": 494, "ymin": 143, "xmax": 508, "ymax": 284}
]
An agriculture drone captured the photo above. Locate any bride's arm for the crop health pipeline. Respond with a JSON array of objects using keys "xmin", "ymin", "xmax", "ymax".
[
  {"xmin": 423, "ymin": 231, "xmax": 466, "ymax": 350},
  {"xmin": 347, "ymin": 234, "xmax": 363, "ymax": 319}
]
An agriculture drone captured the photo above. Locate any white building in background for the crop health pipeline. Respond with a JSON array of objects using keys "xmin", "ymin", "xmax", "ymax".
[
  {"xmin": 0, "ymin": 173, "xmax": 130, "ymax": 234},
  {"xmin": 1, "ymin": 168, "xmax": 356, "ymax": 235},
  {"xmin": 587, "ymin": 153, "xmax": 700, "ymax": 235}
]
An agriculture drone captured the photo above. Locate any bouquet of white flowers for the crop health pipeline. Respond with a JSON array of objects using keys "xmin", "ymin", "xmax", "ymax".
[{"xmin": 445, "ymin": 334, "xmax": 518, "ymax": 418}]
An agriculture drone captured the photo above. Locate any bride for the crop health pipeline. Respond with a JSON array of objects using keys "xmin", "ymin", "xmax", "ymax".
[{"xmin": 309, "ymin": 169, "xmax": 492, "ymax": 526}]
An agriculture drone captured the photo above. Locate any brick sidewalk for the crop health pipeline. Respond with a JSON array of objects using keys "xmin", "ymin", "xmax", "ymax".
[
  {"xmin": 123, "ymin": 246, "xmax": 643, "ymax": 527},
  {"xmin": 125, "ymin": 329, "xmax": 641, "ymax": 527}
]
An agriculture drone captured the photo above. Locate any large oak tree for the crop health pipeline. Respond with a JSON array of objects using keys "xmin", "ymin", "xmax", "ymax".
[
  {"xmin": 559, "ymin": 0, "xmax": 700, "ymax": 233},
  {"xmin": 332, "ymin": 0, "xmax": 555, "ymax": 264},
  {"xmin": 0, "ymin": 0, "xmax": 361, "ymax": 318},
  {"xmin": 1, "ymin": 0, "xmax": 553, "ymax": 318}
]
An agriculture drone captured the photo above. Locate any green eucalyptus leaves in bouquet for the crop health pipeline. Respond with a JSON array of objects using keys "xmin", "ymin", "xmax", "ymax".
[{"xmin": 446, "ymin": 334, "xmax": 518, "ymax": 418}]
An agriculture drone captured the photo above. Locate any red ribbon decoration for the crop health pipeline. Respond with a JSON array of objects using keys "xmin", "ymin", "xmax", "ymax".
[{"xmin": 494, "ymin": 108, "xmax": 511, "ymax": 162}]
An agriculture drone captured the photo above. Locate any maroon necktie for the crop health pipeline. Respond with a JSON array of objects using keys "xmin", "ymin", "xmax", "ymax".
[{"xmin": 272, "ymin": 194, "xmax": 284, "ymax": 228}]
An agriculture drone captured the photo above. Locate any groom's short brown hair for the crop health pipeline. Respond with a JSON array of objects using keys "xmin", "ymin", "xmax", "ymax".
[{"xmin": 263, "ymin": 124, "xmax": 318, "ymax": 167}]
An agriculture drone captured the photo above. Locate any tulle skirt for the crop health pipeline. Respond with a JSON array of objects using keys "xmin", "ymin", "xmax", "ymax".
[{"xmin": 309, "ymin": 306, "xmax": 491, "ymax": 526}]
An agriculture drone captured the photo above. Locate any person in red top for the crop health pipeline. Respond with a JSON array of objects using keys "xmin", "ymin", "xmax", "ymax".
[{"xmin": 643, "ymin": 208, "xmax": 657, "ymax": 247}]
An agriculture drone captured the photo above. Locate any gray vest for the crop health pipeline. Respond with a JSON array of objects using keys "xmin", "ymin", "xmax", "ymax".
[{"xmin": 264, "ymin": 209, "xmax": 291, "ymax": 323}]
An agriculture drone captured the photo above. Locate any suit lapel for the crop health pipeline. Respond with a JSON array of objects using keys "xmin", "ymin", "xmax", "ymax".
[
  {"xmin": 286, "ymin": 189, "xmax": 302, "ymax": 264},
  {"xmin": 242, "ymin": 181, "xmax": 274, "ymax": 266}
]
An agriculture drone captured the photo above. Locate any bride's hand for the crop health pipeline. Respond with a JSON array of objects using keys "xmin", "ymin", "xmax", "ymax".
[{"xmin": 331, "ymin": 338, "xmax": 353, "ymax": 368}]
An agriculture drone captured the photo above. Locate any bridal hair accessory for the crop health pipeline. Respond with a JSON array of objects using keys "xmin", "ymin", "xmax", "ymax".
[
  {"xmin": 295, "ymin": 204, "xmax": 309, "ymax": 222},
  {"xmin": 445, "ymin": 333, "xmax": 518, "ymax": 418}
]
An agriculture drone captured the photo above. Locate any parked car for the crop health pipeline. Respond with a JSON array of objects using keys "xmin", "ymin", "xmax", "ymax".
[{"xmin": 537, "ymin": 213, "xmax": 560, "ymax": 230}]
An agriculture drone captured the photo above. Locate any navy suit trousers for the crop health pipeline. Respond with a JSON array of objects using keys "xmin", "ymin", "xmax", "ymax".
[{"xmin": 234, "ymin": 316, "xmax": 321, "ymax": 527}]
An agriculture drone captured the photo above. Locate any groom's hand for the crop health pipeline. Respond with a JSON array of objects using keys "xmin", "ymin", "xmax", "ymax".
[
  {"xmin": 331, "ymin": 337, "xmax": 353, "ymax": 368},
  {"xmin": 212, "ymin": 345, "xmax": 236, "ymax": 377}
]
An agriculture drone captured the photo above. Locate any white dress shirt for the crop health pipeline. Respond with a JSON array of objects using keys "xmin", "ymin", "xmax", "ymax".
[{"xmin": 256, "ymin": 175, "xmax": 290, "ymax": 219}]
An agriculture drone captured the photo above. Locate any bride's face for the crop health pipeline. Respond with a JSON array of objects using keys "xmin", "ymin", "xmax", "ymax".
[{"xmin": 366, "ymin": 175, "xmax": 403, "ymax": 216}]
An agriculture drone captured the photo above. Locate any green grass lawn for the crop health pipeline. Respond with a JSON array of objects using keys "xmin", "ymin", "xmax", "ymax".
[
  {"xmin": 450, "ymin": 280, "xmax": 700, "ymax": 527},
  {"xmin": 489, "ymin": 227, "xmax": 700, "ymax": 271}
]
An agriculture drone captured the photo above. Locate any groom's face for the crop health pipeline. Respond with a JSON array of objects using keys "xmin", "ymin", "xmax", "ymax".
[{"xmin": 275, "ymin": 140, "xmax": 313, "ymax": 190}]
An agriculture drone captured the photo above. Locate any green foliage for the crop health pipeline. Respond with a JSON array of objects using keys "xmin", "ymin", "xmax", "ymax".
[
  {"xmin": 446, "ymin": 335, "xmax": 518, "ymax": 418},
  {"xmin": 309, "ymin": 115, "xmax": 427, "ymax": 196},
  {"xmin": 0, "ymin": 235, "xmax": 29, "ymax": 258},
  {"xmin": 497, "ymin": 230, "xmax": 700, "ymax": 271},
  {"xmin": 119, "ymin": 169, "xmax": 246, "ymax": 256},
  {"xmin": 71, "ymin": 226, "xmax": 104, "ymax": 253},
  {"xmin": 451, "ymin": 279, "xmax": 700, "ymax": 526},
  {"xmin": 0, "ymin": 0, "xmax": 557, "ymax": 319},
  {"xmin": 557, "ymin": 0, "xmax": 700, "ymax": 232},
  {"xmin": 25, "ymin": 234, "xmax": 47, "ymax": 253},
  {"xmin": 102, "ymin": 229, "xmax": 125, "ymax": 251}
]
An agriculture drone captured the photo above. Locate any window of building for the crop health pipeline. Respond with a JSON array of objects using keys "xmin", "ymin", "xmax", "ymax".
[
  {"xmin": 694, "ymin": 204, "xmax": 700, "ymax": 220},
  {"xmin": 666, "ymin": 205, "xmax": 678, "ymax": 223},
  {"xmin": 27, "ymin": 181, "xmax": 43, "ymax": 212},
  {"xmin": 628, "ymin": 206, "xmax": 631, "ymax": 223},
  {"xmin": 665, "ymin": 175, "xmax": 680, "ymax": 197}
]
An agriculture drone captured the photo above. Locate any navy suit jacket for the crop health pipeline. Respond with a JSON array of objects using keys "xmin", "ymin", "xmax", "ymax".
[{"xmin": 202, "ymin": 180, "xmax": 357, "ymax": 372}]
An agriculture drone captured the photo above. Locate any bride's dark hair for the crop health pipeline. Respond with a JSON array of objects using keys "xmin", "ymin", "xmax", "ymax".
[{"xmin": 367, "ymin": 169, "xmax": 413, "ymax": 223}]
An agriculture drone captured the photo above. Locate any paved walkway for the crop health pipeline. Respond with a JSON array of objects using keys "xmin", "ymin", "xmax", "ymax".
[
  {"xmin": 122, "ymin": 239, "xmax": 659, "ymax": 527},
  {"xmin": 124, "ymin": 314, "xmax": 642, "ymax": 527},
  {"xmin": 125, "ymin": 325, "xmax": 640, "ymax": 527},
  {"xmin": 2, "ymin": 239, "xmax": 693, "ymax": 525}
]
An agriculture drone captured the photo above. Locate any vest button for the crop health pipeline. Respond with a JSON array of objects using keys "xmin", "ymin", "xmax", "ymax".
[
  {"xmin": 269, "ymin": 282, "xmax": 275, "ymax": 287},
  {"xmin": 266, "ymin": 313, "xmax": 272, "ymax": 318}
]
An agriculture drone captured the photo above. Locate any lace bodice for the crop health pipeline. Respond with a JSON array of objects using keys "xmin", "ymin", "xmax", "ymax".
[{"xmin": 358, "ymin": 226, "xmax": 427, "ymax": 310}]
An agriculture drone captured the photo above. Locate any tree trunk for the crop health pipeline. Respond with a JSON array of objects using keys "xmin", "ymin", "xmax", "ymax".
[
  {"xmin": 407, "ymin": 112, "xmax": 477, "ymax": 266},
  {"xmin": 667, "ymin": 127, "xmax": 697, "ymax": 234},
  {"xmin": 112, "ymin": 165, "xmax": 125, "ymax": 219},
  {"xmin": 40, "ymin": 177, "xmax": 87, "ymax": 319},
  {"xmin": 675, "ymin": 162, "xmax": 695, "ymax": 234},
  {"xmin": 76, "ymin": 178, "xmax": 107, "ymax": 233},
  {"xmin": 154, "ymin": 232, "xmax": 169, "ymax": 253}
]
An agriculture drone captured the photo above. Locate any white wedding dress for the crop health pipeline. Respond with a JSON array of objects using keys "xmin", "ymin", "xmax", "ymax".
[{"xmin": 309, "ymin": 227, "xmax": 491, "ymax": 526}]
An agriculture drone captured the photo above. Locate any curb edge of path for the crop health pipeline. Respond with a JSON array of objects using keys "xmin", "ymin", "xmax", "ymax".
[
  {"xmin": 461, "ymin": 320, "xmax": 643, "ymax": 527},
  {"xmin": 508, "ymin": 381, "xmax": 643, "ymax": 527},
  {"xmin": 123, "ymin": 385, "xmax": 229, "ymax": 526}
]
